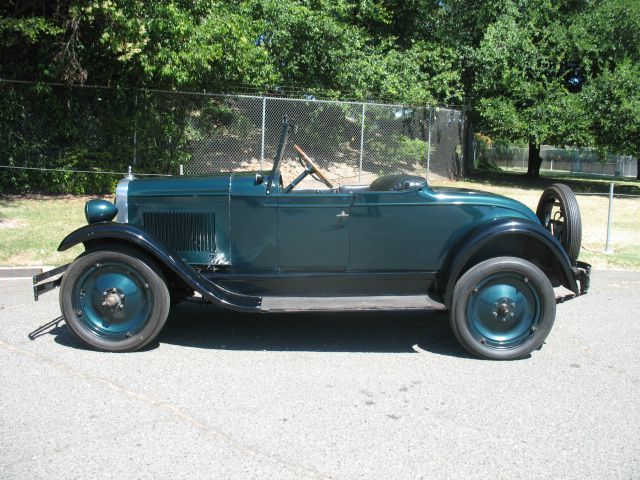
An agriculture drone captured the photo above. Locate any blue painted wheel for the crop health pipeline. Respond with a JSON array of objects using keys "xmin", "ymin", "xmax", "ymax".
[
  {"xmin": 73, "ymin": 261, "xmax": 154, "ymax": 340},
  {"xmin": 450, "ymin": 257, "xmax": 556, "ymax": 360},
  {"xmin": 466, "ymin": 273, "xmax": 541, "ymax": 349},
  {"xmin": 60, "ymin": 247, "xmax": 170, "ymax": 352}
]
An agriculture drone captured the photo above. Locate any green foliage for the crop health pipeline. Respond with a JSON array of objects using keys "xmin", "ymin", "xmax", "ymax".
[
  {"xmin": 474, "ymin": 134, "xmax": 501, "ymax": 172},
  {"xmin": 583, "ymin": 60, "xmax": 640, "ymax": 158},
  {"xmin": 0, "ymin": 17, "xmax": 62, "ymax": 43},
  {"xmin": 292, "ymin": 104, "xmax": 360, "ymax": 154},
  {"xmin": 476, "ymin": 155, "xmax": 501, "ymax": 172},
  {"xmin": 570, "ymin": 0, "xmax": 640, "ymax": 76},
  {"xmin": 0, "ymin": 0, "xmax": 464, "ymax": 103},
  {"xmin": 444, "ymin": 0, "xmax": 639, "ymax": 175},
  {"xmin": 336, "ymin": 40, "xmax": 463, "ymax": 105},
  {"xmin": 1, "ymin": 0, "xmax": 640, "ymax": 190},
  {"xmin": 185, "ymin": 101, "xmax": 258, "ymax": 142},
  {"xmin": 367, "ymin": 135, "xmax": 428, "ymax": 166},
  {"xmin": 469, "ymin": 2, "xmax": 592, "ymax": 149},
  {"xmin": 0, "ymin": 83, "xmax": 130, "ymax": 193}
]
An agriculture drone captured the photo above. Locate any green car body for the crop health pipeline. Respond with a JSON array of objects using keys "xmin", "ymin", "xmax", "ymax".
[
  {"xmin": 36, "ymin": 120, "xmax": 590, "ymax": 358},
  {"xmin": 78, "ymin": 171, "xmax": 577, "ymax": 301}
]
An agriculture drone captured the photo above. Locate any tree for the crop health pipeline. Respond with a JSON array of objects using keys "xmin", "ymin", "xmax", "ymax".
[
  {"xmin": 1, "ymin": 0, "xmax": 459, "ymax": 104},
  {"xmin": 3, "ymin": 0, "xmax": 639, "ymax": 185},
  {"xmin": 584, "ymin": 61, "xmax": 640, "ymax": 179},
  {"xmin": 466, "ymin": 1, "xmax": 592, "ymax": 177},
  {"xmin": 438, "ymin": 0, "xmax": 640, "ymax": 178},
  {"xmin": 572, "ymin": 0, "xmax": 640, "ymax": 179},
  {"xmin": 1, "ymin": 1, "xmax": 278, "ymax": 89}
]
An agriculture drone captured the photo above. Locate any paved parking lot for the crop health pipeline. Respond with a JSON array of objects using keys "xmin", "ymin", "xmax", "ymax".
[{"xmin": 1, "ymin": 270, "xmax": 639, "ymax": 479}]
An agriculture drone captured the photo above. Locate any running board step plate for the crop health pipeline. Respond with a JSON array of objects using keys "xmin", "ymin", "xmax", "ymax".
[{"xmin": 261, "ymin": 295, "xmax": 445, "ymax": 312}]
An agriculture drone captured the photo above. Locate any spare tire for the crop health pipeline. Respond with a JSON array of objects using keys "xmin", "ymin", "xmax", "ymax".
[{"xmin": 536, "ymin": 183, "xmax": 582, "ymax": 263}]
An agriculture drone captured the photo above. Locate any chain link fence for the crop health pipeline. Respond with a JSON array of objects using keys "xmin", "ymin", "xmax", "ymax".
[
  {"xmin": 475, "ymin": 141, "xmax": 638, "ymax": 178},
  {"xmin": 185, "ymin": 96, "xmax": 466, "ymax": 187},
  {"xmin": 0, "ymin": 80, "xmax": 467, "ymax": 193}
]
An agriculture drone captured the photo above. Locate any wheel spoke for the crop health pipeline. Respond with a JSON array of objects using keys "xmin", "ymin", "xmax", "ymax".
[{"xmin": 536, "ymin": 184, "xmax": 582, "ymax": 262}]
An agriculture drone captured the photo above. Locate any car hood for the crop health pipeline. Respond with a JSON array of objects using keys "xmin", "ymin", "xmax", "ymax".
[
  {"xmin": 128, "ymin": 173, "xmax": 232, "ymax": 197},
  {"xmin": 429, "ymin": 186, "xmax": 540, "ymax": 223}
]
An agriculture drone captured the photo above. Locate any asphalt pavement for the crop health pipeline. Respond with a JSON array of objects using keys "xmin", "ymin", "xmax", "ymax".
[{"xmin": 1, "ymin": 270, "xmax": 639, "ymax": 479}]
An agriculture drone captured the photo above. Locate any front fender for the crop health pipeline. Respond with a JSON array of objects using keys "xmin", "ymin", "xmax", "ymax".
[
  {"xmin": 58, "ymin": 223, "xmax": 261, "ymax": 312},
  {"xmin": 443, "ymin": 217, "xmax": 579, "ymax": 307}
]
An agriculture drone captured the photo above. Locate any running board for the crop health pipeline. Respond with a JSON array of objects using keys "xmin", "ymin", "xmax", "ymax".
[{"xmin": 260, "ymin": 295, "xmax": 446, "ymax": 313}]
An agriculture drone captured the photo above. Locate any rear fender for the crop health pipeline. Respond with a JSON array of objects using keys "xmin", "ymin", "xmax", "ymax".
[
  {"xmin": 443, "ymin": 218, "xmax": 579, "ymax": 308},
  {"xmin": 58, "ymin": 223, "xmax": 261, "ymax": 312}
]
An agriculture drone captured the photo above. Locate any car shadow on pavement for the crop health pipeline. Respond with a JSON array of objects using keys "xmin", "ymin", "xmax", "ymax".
[
  {"xmin": 156, "ymin": 300, "xmax": 473, "ymax": 358},
  {"xmin": 37, "ymin": 300, "xmax": 473, "ymax": 358},
  {"xmin": 46, "ymin": 325, "xmax": 88, "ymax": 350},
  {"xmin": 30, "ymin": 318, "xmax": 157, "ymax": 352}
]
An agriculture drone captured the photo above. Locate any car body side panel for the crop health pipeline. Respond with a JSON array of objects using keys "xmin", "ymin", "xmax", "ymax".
[
  {"xmin": 206, "ymin": 270, "xmax": 438, "ymax": 296},
  {"xmin": 229, "ymin": 173, "xmax": 278, "ymax": 270},
  {"xmin": 127, "ymin": 175, "xmax": 231, "ymax": 197},
  {"xmin": 276, "ymin": 192, "xmax": 352, "ymax": 270},
  {"xmin": 350, "ymin": 188, "xmax": 537, "ymax": 272},
  {"xmin": 126, "ymin": 175, "xmax": 231, "ymax": 266}
]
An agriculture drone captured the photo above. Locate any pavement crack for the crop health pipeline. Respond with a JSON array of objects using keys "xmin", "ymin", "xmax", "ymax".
[
  {"xmin": 571, "ymin": 336, "xmax": 639, "ymax": 385},
  {"xmin": 0, "ymin": 303, "xmax": 26, "ymax": 311},
  {"xmin": 0, "ymin": 338, "xmax": 328, "ymax": 480}
]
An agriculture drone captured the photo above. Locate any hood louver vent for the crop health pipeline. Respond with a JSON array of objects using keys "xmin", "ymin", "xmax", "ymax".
[{"xmin": 143, "ymin": 210, "xmax": 215, "ymax": 253}]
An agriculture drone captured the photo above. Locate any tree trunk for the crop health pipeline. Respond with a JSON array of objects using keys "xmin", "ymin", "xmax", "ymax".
[
  {"xmin": 637, "ymin": 156, "xmax": 639, "ymax": 180},
  {"xmin": 527, "ymin": 143, "xmax": 543, "ymax": 177}
]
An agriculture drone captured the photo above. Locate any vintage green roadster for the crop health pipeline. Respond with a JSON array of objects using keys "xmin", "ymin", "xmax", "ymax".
[{"xmin": 33, "ymin": 119, "xmax": 590, "ymax": 359}]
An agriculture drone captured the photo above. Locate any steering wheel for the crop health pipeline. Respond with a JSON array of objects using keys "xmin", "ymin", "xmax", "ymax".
[{"xmin": 293, "ymin": 144, "xmax": 334, "ymax": 189}]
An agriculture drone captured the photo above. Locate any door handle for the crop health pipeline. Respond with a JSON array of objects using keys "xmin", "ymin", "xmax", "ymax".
[{"xmin": 336, "ymin": 211, "xmax": 349, "ymax": 218}]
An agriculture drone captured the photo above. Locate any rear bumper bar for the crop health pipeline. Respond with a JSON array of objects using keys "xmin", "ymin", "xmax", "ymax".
[
  {"xmin": 33, "ymin": 264, "xmax": 68, "ymax": 301},
  {"xmin": 573, "ymin": 261, "xmax": 591, "ymax": 295}
]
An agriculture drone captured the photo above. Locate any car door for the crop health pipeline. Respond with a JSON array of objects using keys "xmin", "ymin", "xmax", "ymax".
[
  {"xmin": 276, "ymin": 191, "xmax": 352, "ymax": 270},
  {"xmin": 349, "ymin": 189, "xmax": 434, "ymax": 271}
]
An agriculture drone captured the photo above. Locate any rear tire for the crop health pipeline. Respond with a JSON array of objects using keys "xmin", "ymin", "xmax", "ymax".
[
  {"xmin": 60, "ymin": 247, "xmax": 170, "ymax": 352},
  {"xmin": 536, "ymin": 183, "xmax": 582, "ymax": 262},
  {"xmin": 450, "ymin": 257, "xmax": 556, "ymax": 360}
]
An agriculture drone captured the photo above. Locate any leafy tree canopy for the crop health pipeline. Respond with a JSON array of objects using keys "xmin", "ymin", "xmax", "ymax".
[
  {"xmin": 0, "ymin": 0, "xmax": 463, "ymax": 103},
  {"xmin": 1, "ymin": 0, "xmax": 639, "ymax": 177},
  {"xmin": 584, "ymin": 60, "xmax": 640, "ymax": 160}
]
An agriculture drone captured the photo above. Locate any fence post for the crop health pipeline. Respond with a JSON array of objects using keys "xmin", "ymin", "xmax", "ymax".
[
  {"xmin": 605, "ymin": 182, "xmax": 614, "ymax": 253},
  {"xmin": 260, "ymin": 96, "xmax": 267, "ymax": 169},
  {"xmin": 358, "ymin": 103, "xmax": 366, "ymax": 182},
  {"xmin": 426, "ymin": 107, "xmax": 433, "ymax": 180},
  {"xmin": 179, "ymin": 164, "xmax": 184, "ymax": 176}
]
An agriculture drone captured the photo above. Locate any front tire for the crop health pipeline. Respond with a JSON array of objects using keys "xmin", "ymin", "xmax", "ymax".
[
  {"xmin": 450, "ymin": 257, "xmax": 556, "ymax": 360},
  {"xmin": 60, "ymin": 247, "xmax": 170, "ymax": 352}
]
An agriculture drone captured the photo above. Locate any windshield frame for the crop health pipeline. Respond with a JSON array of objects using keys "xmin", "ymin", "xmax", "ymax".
[{"xmin": 266, "ymin": 117, "xmax": 291, "ymax": 195}]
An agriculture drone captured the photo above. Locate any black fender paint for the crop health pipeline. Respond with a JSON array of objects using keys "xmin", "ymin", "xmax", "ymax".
[
  {"xmin": 443, "ymin": 217, "xmax": 579, "ymax": 307},
  {"xmin": 58, "ymin": 223, "xmax": 261, "ymax": 312}
]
